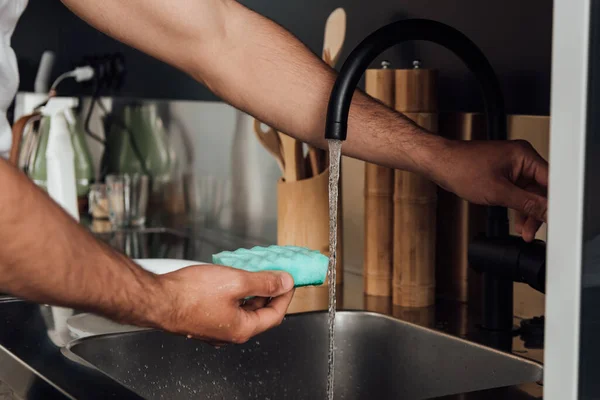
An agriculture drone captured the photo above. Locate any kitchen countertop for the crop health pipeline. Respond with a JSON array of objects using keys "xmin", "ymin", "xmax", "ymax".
[{"xmin": 0, "ymin": 227, "xmax": 543, "ymax": 399}]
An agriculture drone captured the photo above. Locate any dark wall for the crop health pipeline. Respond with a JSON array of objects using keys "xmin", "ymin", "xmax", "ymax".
[{"xmin": 13, "ymin": 0, "xmax": 552, "ymax": 114}]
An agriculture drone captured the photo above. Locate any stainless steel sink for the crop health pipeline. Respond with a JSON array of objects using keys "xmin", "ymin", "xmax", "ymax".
[{"xmin": 65, "ymin": 311, "xmax": 542, "ymax": 399}]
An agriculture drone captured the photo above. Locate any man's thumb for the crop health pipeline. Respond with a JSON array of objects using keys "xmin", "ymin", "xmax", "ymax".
[{"xmin": 241, "ymin": 271, "xmax": 295, "ymax": 297}]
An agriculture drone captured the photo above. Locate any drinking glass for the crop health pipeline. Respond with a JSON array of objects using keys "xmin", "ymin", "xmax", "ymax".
[
  {"xmin": 106, "ymin": 174, "xmax": 149, "ymax": 227},
  {"xmin": 88, "ymin": 183, "xmax": 109, "ymax": 220}
]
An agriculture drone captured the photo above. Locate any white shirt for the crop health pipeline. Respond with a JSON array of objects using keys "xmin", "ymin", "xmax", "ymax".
[{"xmin": 0, "ymin": 0, "xmax": 27, "ymax": 159}]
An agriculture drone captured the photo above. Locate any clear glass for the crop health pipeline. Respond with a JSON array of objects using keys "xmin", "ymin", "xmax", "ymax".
[
  {"xmin": 106, "ymin": 174, "xmax": 149, "ymax": 227},
  {"xmin": 88, "ymin": 183, "xmax": 108, "ymax": 220},
  {"xmin": 183, "ymin": 175, "xmax": 225, "ymax": 225}
]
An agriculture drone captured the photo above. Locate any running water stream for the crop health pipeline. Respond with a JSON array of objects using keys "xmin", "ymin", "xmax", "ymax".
[{"xmin": 326, "ymin": 139, "xmax": 342, "ymax": 400}]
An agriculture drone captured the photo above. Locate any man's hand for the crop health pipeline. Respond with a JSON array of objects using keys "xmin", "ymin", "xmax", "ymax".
[
  {"xmin": 0, "ymin": 159, "xmax": 295, "ymax": 345},
  {"xmin": 151, "ymin": 265, "xmax": 295, "ymax": 344},
  {"xmin": 429, "ymin": 139, "xmax": 548, "ymax": 242}
]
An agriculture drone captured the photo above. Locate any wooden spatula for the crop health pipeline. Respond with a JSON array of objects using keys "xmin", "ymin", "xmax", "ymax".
[
  {"xmin": 253, "ymin": 119, "xmax": 285, "ymax": 174},
  {"xmin": 279, "ymin": 131, "xmax": 305, "ymax": 182},
  {"xmin": 322, "ymin": 8, "xmax": 347, "ymax": 66}
]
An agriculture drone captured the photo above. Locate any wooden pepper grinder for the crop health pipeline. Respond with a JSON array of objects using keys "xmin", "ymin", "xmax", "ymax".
[
  {"xmin": 393, "ymin": 60, "xmax": 438, "ymax": 308},
  {"xmin": 364, "ymin": 61, "xmax": 395, "ymax": 297}
]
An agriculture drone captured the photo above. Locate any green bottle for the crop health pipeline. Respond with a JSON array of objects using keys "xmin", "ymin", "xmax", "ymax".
[
  {"xmin": 66, "ymin": 108, "xmax": 95, "ymax": 197},
  {"xmin": 102, "ymin": 103, "xmax": 171, "ymax": 181},
  {"xmin": 27, "ymin": 106, "xmax": 95, "ymax": 198}
]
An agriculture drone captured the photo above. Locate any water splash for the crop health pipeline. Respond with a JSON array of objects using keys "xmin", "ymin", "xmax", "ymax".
[{"xmin": 326, "ymin": 139, "xmax": 342, "ymax": 400}]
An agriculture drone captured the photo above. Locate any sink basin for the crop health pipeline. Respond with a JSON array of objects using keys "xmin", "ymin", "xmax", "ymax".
[{"xmin": 65, "ymin": 311, "xmax": 542, "ymax": 399}]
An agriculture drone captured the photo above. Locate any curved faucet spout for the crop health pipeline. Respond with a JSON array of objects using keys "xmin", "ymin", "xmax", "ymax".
[
  {"xmin": 325, "ymin": 19, "xmax": 514, "ymax": 336},
  {"xmin": 324, "ymin": 18, "xmax": 506, "ymax": 142}
]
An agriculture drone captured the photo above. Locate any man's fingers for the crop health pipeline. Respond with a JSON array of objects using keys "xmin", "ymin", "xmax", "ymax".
[
  {"xmin": 242, "ymin": 297, "xmax": 269, "ymax": 311},
  {"xmin": 235, "ymin": 290, "xmax": 294, "ymax": 342},
  {"xmin": 516, "ymin": 139, "xmax": 549, "ymax": 188},
  {"xmin": 248, "ymin": 290, "xmax": 294, "ymax": 334},
  {"xmin": 528, "ymin": 151, "xmax": 549, "ymax": 188},
  {"xmin": 501, "ymin": 182, "xmax": 547, "ymax": 223},
  {"xmin": 238, "ymin": 271, "xmax": 294, "ymax": 298},
  {"xmin": 514, "ymin": 212, "xmax": 526, "ymax": 235},
  {"xmin": 522, "ymin": 217, "xmax": 542, "ymax": 243}
]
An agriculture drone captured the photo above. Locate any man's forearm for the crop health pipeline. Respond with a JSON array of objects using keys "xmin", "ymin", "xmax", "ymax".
[
  {"xmin": 200, "ymin": 2, "xmax": 446, "ymax": 174},
  {"xmin": 0, "ymin": 160, "xmax": 162, "ymax": 325},
  {"xmin": 61, "ymin": 0, "xmax": 447, "ymax": 176}
]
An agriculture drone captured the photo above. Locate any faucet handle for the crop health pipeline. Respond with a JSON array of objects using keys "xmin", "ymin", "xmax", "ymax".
[{"xmin": 468, "ymin": 235, "xmax": 546, "ymax": 294}]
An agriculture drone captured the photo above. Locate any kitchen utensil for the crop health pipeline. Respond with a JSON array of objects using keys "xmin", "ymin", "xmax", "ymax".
[
  {"xmin": 213, "ymin": 245, "xmax": 328, "ymax": 287},
  {"xmin": 307, "ymin": 144, "xmax": 326, "ymax": 178},
  {"xmin": 88, "ymin": 183, "xmax": 108, "ymax": 219},
  {"xmin": 106, "ymin": 173, "xmax": 149, "ymax": 227},
  {"xmin": 253, "ymin": 119, "xmax": 284, "ymax": 174},
  {"xmin": 364, "ymin": 65, "xmax": 395, "ymax": 297},
  {"xmin": 322, "ymin": 8, "xmax": 347, "ymax": 66},
  {"xmin": 279, "ymin": 131, "xmax": 305, "ymax": 182},
  {"xmin": 393, "ymin": 67, "xmax": 438, "ymax": 308},
  {"xmin": 278, "ymin": 168, "xmax": 343, "ymax": 313}
]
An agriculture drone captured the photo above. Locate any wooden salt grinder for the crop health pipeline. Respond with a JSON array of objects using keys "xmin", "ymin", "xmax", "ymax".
[
  {"xmin": 364, "ymin": 61, "xmax": 395, "ymax": 297},
  {"xmin": 393, "ymin": 62, "xmax": 438, "ymax": 308}
]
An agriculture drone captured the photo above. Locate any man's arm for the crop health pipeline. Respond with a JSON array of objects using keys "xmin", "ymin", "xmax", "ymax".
[
  {"xmin": 61, "ymin": 0, "xmax": 427, "ymax": 171},
  {"xmin": 0, "ymin": 159, "xmax": 294, "ymax": 343},
  {"xmin": 61, "ymin": 0, "xmax": 549, "ymax": 240}
]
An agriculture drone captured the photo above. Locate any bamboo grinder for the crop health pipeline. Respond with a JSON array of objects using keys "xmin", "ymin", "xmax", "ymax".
[
  {"xmin": 363, "ymin": 61, "xmax": 395, "ymax": 297},
  {"xmin": 393, "ymin": 60, "xmax": 438, "ymax": 308}
]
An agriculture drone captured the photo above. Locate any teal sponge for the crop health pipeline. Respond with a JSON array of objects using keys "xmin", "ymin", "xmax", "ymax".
[{"xmin": 212, "ymin": 245, "xmax": 329, "ymax": 287}]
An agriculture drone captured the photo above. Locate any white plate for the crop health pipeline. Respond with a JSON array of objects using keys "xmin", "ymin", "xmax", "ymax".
[
  {"xmin": 66, "ymin": 259, "xmax": 206, "ymax": 339},
  {"xmin": 66, "ymin": 313, "xmax": 144, "ymax": 340},
  {"xmin": 134, "ymin": 258, "xmax": 206, "ymax": 274}
]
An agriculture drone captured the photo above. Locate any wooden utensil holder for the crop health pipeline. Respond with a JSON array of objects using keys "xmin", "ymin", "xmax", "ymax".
[{"xmin": 278, "ymin": 167, "xmax": 343, "ymax": 313}]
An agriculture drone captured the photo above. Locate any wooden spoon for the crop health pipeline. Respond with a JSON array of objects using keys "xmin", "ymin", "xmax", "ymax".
[
  {"xmin": 322, "ymin": 8, "xmax": 347, "ymax": 66},
  {"xmin": 279, "ymin": 131, "xmax": 305, "ymax": 182},
  {"xmin": 253, "ymin": 119, "xmax": 285, "ymax": 174}
]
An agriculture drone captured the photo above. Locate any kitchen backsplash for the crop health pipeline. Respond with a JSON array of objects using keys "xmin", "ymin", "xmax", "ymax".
[{"xmin": 14, "ymin": 93, "xmax": 280, "ymax": 244}]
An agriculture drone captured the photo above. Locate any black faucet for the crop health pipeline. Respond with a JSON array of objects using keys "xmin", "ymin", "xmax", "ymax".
[{"xmin": 324, "ymin": 19, "xmax": 545, "ymax": 346}]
